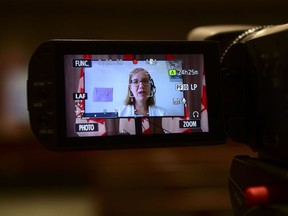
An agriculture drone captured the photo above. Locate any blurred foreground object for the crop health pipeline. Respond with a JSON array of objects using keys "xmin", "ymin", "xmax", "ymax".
[{"xmin": 0, "ymin": 46, "xmax": 31, "ymax": 142}]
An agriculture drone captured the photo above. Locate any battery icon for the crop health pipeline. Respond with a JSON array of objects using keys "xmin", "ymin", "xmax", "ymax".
[{"xmin": 169, "ymin": 69, "xmax": 177, "ymax": 76}]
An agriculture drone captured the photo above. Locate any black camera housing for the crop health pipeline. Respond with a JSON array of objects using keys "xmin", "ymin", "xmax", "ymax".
[
  {"xmin": 188, "ymin": 23, "xmax": 288, "ymax": 216},
  {"xmin": 221, "ymin": 24, "xmax": 288, "ymax": 162}
]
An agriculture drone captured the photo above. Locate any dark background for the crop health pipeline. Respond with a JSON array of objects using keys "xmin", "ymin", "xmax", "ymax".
[
  {"xmin": 1, "ymin": 0, "xmax": 288, "ymax": 54},
  {"xmin": 0, "ymin": 0, "xmax": 286, "ymax": 215}
]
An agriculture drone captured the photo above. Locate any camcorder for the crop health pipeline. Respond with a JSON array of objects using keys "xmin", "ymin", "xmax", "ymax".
[{"xmin": 27, "ymin": 23, "xmax": 288, "ymax": 215}]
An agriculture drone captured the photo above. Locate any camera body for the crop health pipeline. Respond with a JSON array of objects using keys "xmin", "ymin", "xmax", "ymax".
[
  {"xmin": 188, "ymin": 24, "xmax": 288, "ymax": 161},
  {"xmin": 189, "ymin": 24, "xmax": 288, "ymax": 216}
]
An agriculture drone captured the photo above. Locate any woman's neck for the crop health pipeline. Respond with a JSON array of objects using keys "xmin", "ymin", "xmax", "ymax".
[{"xmin": 134, "ymin": 102, "xmax": 148, "ymax": 116}]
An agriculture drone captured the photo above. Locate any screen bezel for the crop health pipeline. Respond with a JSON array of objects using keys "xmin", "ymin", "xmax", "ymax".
[{"xmin": 52, "ymin": 40, "xmax": 225, "ymax": 150}]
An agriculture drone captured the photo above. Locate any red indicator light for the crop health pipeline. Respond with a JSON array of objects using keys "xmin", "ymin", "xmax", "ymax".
[{"xmin": 245, "ymin": 186, "xmax": 269, "ymax": 206}]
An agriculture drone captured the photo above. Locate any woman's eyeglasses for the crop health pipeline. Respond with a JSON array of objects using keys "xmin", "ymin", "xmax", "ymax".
[{"xmin": 130, "ymin": 78, "xmax": 150, "ymax": 86}]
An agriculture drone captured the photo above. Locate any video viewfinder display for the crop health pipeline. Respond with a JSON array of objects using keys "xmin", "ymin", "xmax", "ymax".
[{"xmin": 64, "ymin": 54, "xmax": 209, "ymax": 137}]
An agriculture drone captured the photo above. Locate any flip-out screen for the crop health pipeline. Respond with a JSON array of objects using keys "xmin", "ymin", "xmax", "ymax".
[{"xmin": 28, "ymin": 40, "xmax": 225, "ymax": 150}]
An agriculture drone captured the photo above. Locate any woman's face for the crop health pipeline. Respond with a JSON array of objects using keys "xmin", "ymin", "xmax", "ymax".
[{"xmin": 129, "ymin": 70, "xmax": 151, "ymax": 103}]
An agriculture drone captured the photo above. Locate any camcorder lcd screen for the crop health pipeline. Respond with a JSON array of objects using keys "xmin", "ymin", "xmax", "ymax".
[{"xmin": 64, "ymin": 54, "xmax": 209, "ymax": 137}]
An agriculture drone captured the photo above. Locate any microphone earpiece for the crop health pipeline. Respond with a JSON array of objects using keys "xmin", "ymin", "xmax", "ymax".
[{"xmin": 150, "ymin": 78, "xmax": 156, "ymax": 96}]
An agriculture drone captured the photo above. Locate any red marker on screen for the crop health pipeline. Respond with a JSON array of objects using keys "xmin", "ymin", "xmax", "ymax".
[
  {"xmin": 123, "ymin": 54, "xmax": 137, "ymax": 64},
  {"xmin": 165, "ymin": 54, "xmax": 175, "ymax": 60},
  {"xmin": 123, "ymin": 54, "xmax": 134, "ymax": 60}
]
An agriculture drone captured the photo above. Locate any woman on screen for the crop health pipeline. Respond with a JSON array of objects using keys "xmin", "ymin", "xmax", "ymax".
[{"xmin": 119, "ymin": 67, "xmax": 169, "ymax": 117}]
